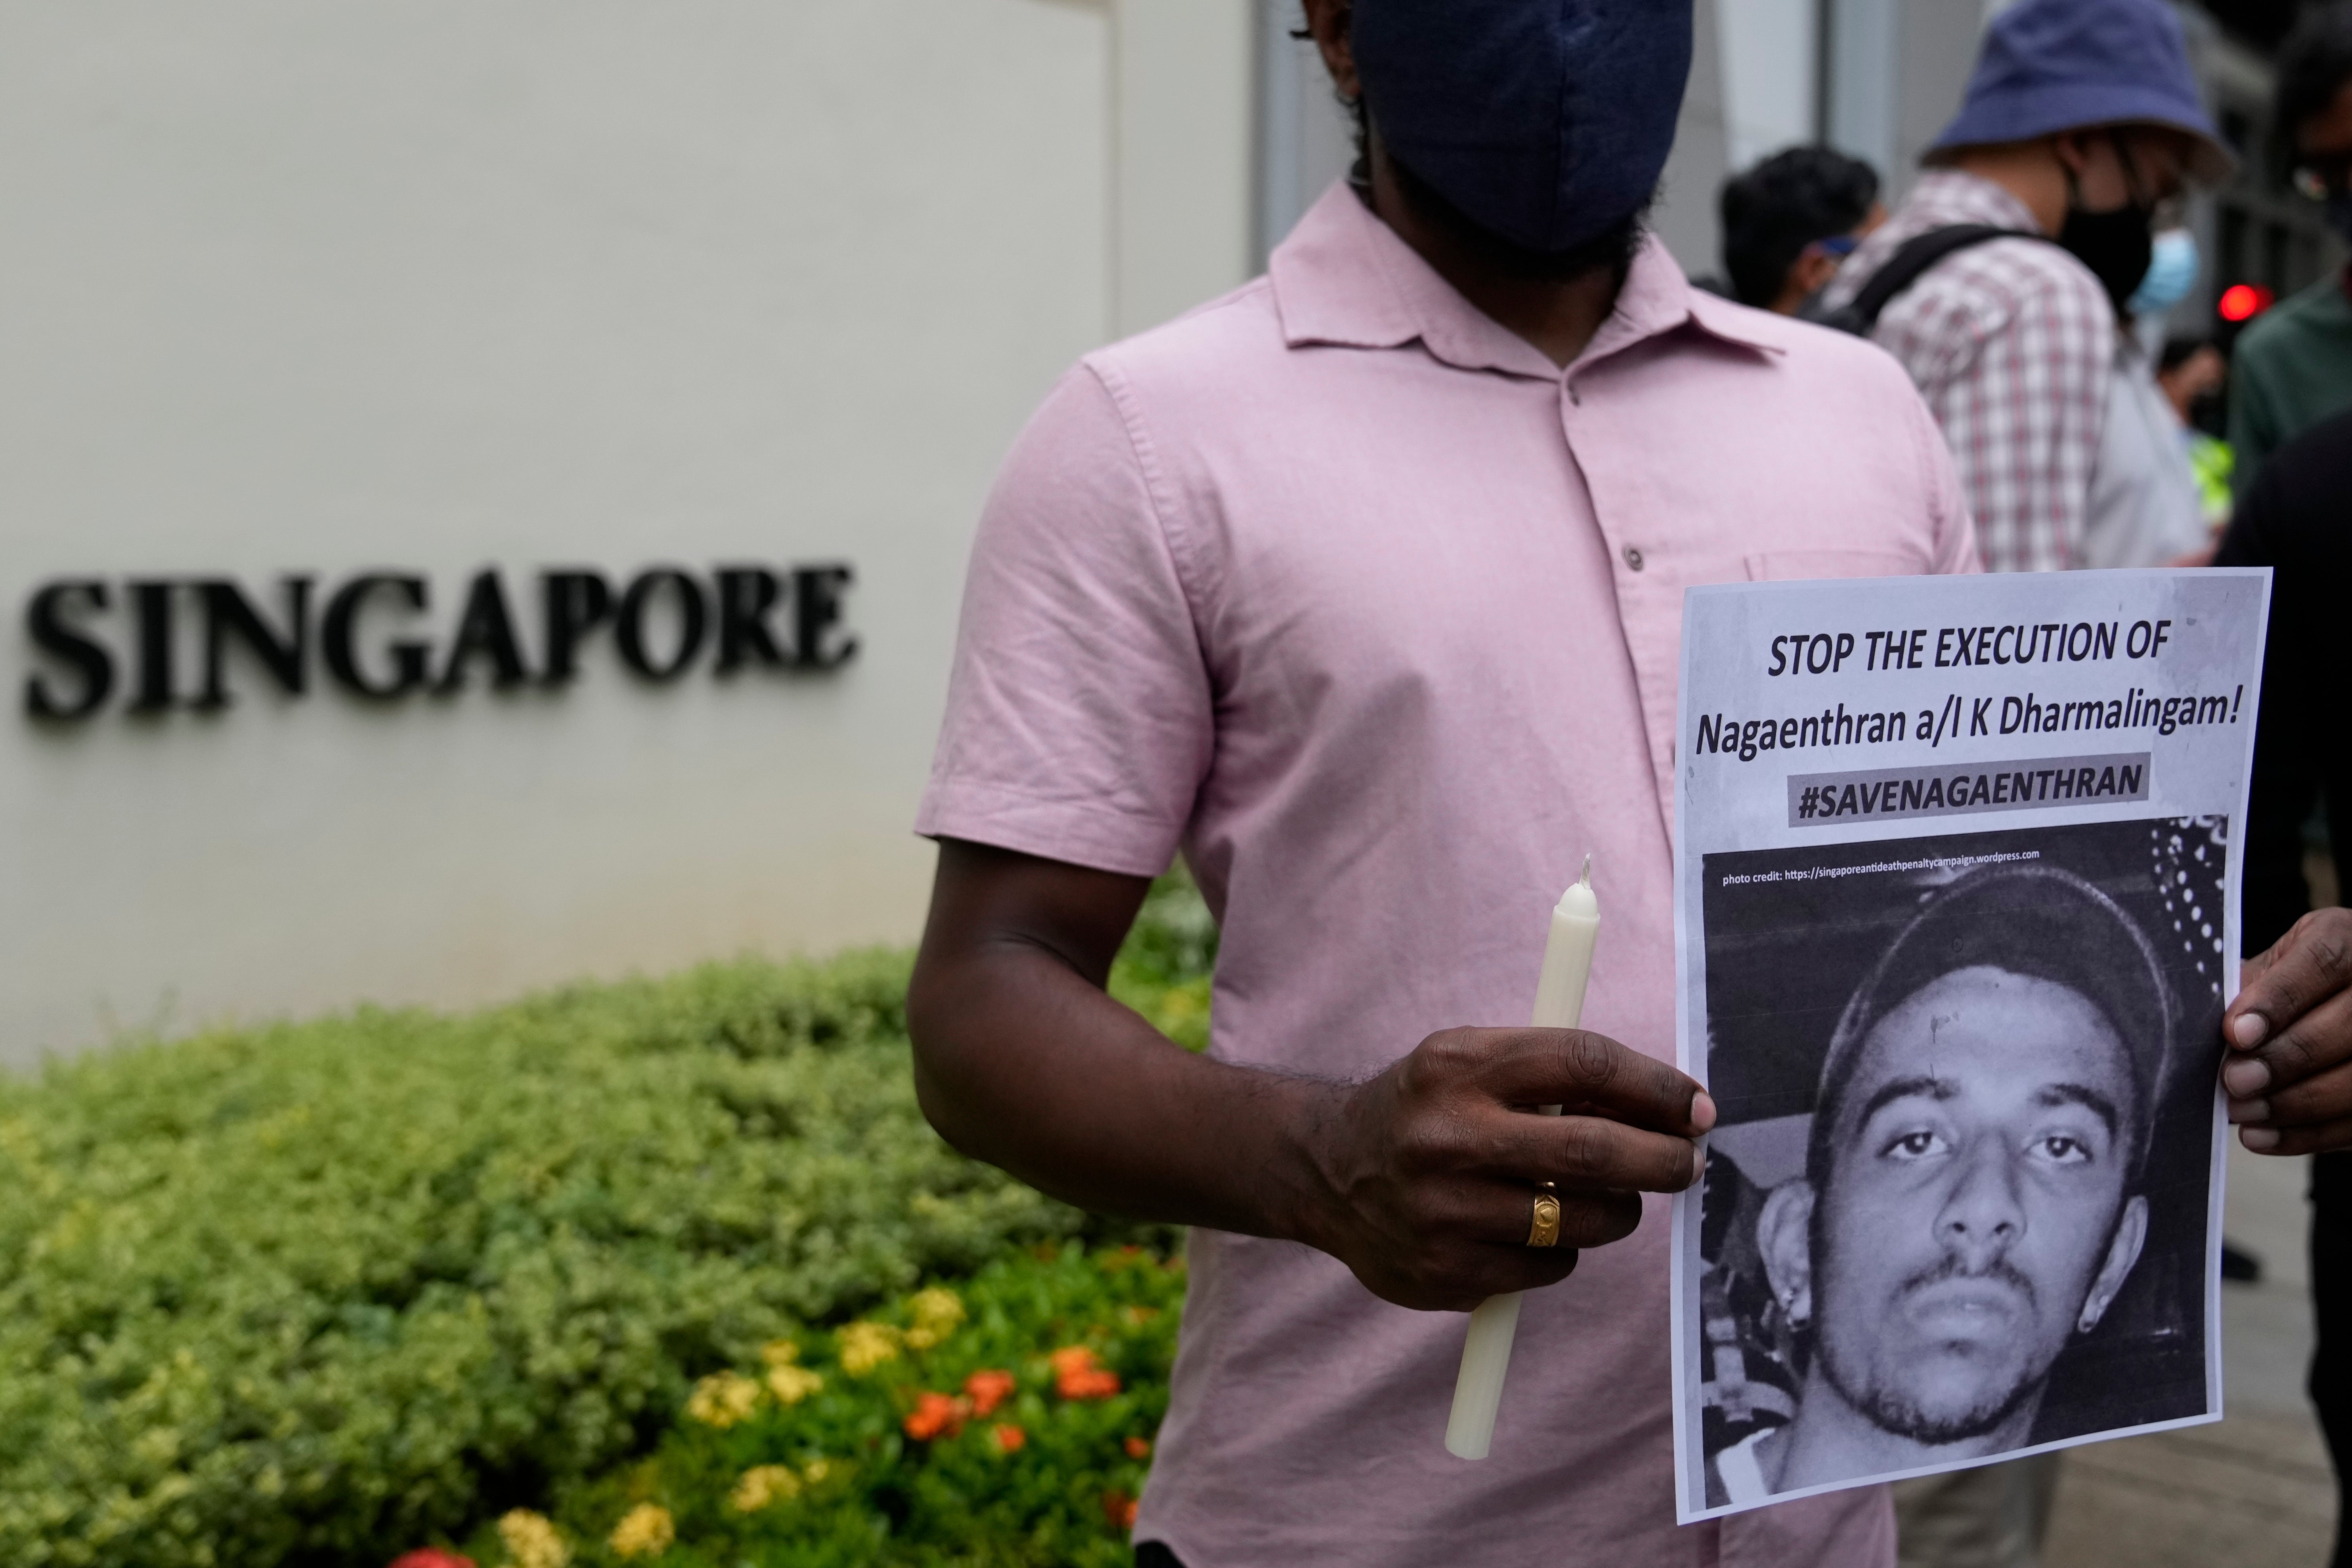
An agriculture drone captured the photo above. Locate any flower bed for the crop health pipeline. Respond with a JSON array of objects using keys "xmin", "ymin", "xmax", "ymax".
[
  {"xmin": 0, "ymin": 874, "xmax": 1213, "ymax": 1566},
  {"xmin": 453, "ymin": 1243, "xmax": 1184, "ymax": 1567}
]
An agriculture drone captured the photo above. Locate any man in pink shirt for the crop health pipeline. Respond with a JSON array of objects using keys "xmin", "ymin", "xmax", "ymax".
[{"xmin": 906, "ymin": 2, "xmax": 2352, "ymax": 1563}]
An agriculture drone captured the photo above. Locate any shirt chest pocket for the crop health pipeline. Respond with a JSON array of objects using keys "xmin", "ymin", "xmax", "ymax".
[
  {"xmin": 1620, "ymin": 547, "xmax": 1932, "ymax": 836},
  {"xmin": 1742, "ymin": 547, "xmax": 1932, "ymax": 581}
]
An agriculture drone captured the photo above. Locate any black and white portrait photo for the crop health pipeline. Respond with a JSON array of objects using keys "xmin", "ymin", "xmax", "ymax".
[{"xmin": 1690, "ymin": 818, "xmax": 2228, "ymax": 1508}]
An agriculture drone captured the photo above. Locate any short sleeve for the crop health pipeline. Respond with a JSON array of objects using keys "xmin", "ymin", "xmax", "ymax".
[
  {"xmin": 915, "ymin": 362, "xmax": 1214, "ymax": 878},
  {"xmin": 1911, "ymin": 388, "xmax": 1983, "ymax": 577}
]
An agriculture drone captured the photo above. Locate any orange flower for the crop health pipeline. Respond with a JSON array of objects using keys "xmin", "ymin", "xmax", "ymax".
[
  {"xmin": 992, "ymin": 1423, "xmax": 1027, "ymax": 1454},
  {"xmin": 1049, "ymin": 1345, "xmax": 1122, "ymax": 1399},
  {"xmin": 1103, "ymin": 1490, "xmax": 1140, "ymax": 1529},
  {"xmin": 964, "ymin": 1369, "xmax": 1016, "ymax": 1417},
  {"xmin": 1123, "ymin": 1436, "xmax": 1151, "ymax": 1460},
  {"xmin": 903, "ymin": 1390, "xmax": 971, "ymax": 1442}
]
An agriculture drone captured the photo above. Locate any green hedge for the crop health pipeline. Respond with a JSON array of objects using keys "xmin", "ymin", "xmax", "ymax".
[{"xmin": 0, "ymin": 874, "xmax": 1215, "ymax": 1566}]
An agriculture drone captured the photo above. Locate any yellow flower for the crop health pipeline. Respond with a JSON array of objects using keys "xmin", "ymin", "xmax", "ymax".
[
  {"xmin": 497, "ymin": 1509, "xmax": 570, "ymax": 1568},
  {"xmin": 730, "ymin": 1464, "xmax": 803, "ymax": 1513},
  {"xmin": 608, "ymin": 1502, "xmax": 675, "ymax": 1558},
  {"xmin": 767, "ymin": 1363, "xmax": 823, "ymax": 1405},
  {"xmin": 684, "ymin": 1370, "xmax": 762, "ymax": 1428},
  {"xmin": 759, "ymin": 1339, "xmax": 799, "ymax": 1368},
  {"xmin": 838, "ymin": 1321, "xmax": 901, "ymax": 1375},
  {"xmin": 904, "ymin": 1287, "xmax": 966, "ymax": 1350},
  {"xmin": 803, "ymin": 1457, "xmax": 834, "ymax": 1484}
]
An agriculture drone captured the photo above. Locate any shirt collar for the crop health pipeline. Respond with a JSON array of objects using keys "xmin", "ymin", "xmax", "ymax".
[{"xmin": 1270, "ymin": 180, "xmax": 1782, "ymax": 380}]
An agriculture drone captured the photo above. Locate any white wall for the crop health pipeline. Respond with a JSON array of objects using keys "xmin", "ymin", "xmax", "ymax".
[
  {"xmin": 1660, "ymin": 0, "xmax": 1990, "ymax": 280},
  {"xmin": 1717, "ymin": 0, "xmax": 1819, "ymax": 175},
  {"xmin": 0, "ymin": 0, "xmax": 1254, "ymax": 1060},
  {"xmin": 1653, "ymin": 0, "xmax": 1734, "ymax": 277},
  {"xmin": 1254, "ymin": 0, "xmax": 1357, "ymax": 266},
  {"xmin": 1120, "ymin": 0, "xmax": 1257, "ymax": 333}
]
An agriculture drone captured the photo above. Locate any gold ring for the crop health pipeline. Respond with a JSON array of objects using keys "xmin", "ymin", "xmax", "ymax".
[{"xmin": 1527, "ymin": 1191, "xmax": 1562, "ymax": 1248}]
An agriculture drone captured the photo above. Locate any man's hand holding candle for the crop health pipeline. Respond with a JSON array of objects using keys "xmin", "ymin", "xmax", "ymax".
[
  {"xmin": 1298, "ymin": 1026, "xmax": 1714, "ymax": 1311},
  {"xmin": 907, "ymin": 840, "xmax": 1714, "ymax": 1316}
]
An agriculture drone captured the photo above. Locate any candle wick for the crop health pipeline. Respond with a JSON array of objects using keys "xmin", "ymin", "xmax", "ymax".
[{"xmin": 1578, "ymin": 853, "xmax": 1592, "ymax": 889}]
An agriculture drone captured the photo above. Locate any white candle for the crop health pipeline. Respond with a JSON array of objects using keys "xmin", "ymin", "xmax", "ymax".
[{"xmin": 1444, "ymin": 857, "xmax": 1599, "ymax": 1461}]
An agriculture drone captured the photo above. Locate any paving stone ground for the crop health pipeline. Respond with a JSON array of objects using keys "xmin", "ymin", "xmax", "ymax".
[{"xmin": 2042, "ymin": 1142, "xmax": 2339, "ymax": 1568}]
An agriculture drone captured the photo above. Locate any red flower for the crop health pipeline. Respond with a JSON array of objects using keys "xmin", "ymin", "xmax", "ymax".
[
  {"xmin": 389, "ymin": 1553, "xmax": 476, "ymax": 1568},
  {"xmin": 1103, "ymin": 1490, "xmax": 1140, "ymax": 1529},
  {"xmin": 992, "ymin": 1423, "xmax": 1027, "ymax": 1453},
  {"xmin": 903, "ymin": 1390, "xmax": 971, "ymax": 1441},
  {"xmin": 1050, "ymin": 1346, "xmax": 1122, "ymax": 1400},
  {"xmin": 1124, "ymin": 1436, "xmax": 1152, "ymax": 1460},
  {"xmin": 964, "ymin": 1368, "xmax": 1016, "ymax": 1416}
]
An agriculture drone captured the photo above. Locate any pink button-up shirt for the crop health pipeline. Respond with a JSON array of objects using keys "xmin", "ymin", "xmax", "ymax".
[{"xmin": 919, "ymin": 184, "xmax": 1976, "ymax": 1567}]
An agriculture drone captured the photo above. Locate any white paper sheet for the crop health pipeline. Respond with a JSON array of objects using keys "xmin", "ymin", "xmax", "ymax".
[{"xmin": 1669, "ymin": 568, "xmax": 2270, "ymax": 1522}]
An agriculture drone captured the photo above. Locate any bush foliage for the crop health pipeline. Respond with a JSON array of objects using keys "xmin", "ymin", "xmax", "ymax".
[{"xmin": 0, "ymin": 874, "xmax": 1216, "ymax": 1566}]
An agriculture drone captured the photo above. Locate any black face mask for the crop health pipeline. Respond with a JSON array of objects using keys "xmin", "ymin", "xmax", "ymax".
[
  {"xmin": 2059, "ymin": 201, "xmax": 2156, "ymax": 315},
  {"xmin": 2058, "ymin": 145, "xmax": 2157, "ymax": 316}
]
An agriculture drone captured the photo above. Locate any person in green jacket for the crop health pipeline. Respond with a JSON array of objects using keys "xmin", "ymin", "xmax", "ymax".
[{"xmin": 2230, "ymin": 4, "xmax": 2352, "ymax": 495}]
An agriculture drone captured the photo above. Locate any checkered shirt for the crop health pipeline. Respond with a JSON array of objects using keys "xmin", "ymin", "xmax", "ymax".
[{"xmin": 1822, "ymin": 169, "xmax": 2117, "ymax": 574}]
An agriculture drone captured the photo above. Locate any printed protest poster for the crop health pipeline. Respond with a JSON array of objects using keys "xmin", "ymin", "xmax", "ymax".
[{"xmin": 1669, "ymin": 569, "xmax": 2270, "ymax": 1522}]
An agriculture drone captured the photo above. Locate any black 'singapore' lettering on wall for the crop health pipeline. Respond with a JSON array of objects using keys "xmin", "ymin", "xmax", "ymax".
[{"xmin": 21, "ymin": 563, "xmax": 857, "ymax": 721}]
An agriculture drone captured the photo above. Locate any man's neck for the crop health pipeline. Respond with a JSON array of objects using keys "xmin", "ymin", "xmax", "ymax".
[
  {"xmin": 1767, "ymin": 1369, "xmax": 2042, "ymax": 1492},
  {"xmin": 1364, "ymin": 145, "xmax": 1624, "ymax": 370},
  {"xmin": 1946, "ymin": 143, "xmax": 2067, "ymax": 237}
]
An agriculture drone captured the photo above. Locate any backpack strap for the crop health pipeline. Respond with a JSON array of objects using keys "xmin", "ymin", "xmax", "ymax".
[{"xmin": 1814, "ymin": 224, "xmax": 2061, "ymax": 335}]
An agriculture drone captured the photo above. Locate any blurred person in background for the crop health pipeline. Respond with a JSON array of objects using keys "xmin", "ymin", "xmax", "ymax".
[
  {"xmin": 1721, "ymin": 146, "xmax": 1885, "ymax": 315},
  {"xmin": 2090, "ymin": 216, "xmax": 2217, "ymax": 569},
  {"xmin": 2156, "ymin": 337, "xmax": 2234, "ymax": 529},
  {"xmin": 2229, "ymin": 3, "xmax": 2352, "ymax": 495},
  {"xmin": 2225, "ymin": 29, "xmax": 2352, "ymax": 1534},
  {"xmin": 2216, "ymin": 409, "xmax": 2352, "ymax": 1568},
  {"xmin": 1818, "ymin": 2, "xmax": 2232, "ymax": 1557},
  {"xmin": 1820, "ymin": 0, "xmax": 2231, "ymax": 582}
]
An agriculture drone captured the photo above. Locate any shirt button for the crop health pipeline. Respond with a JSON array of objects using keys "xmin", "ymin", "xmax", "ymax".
[
  {"xmin": 1624, "ymin": 546, "xmax": 1645, "ymax": 571},
  {"xmin": 1568, "ymin": 385, "xmax": 1583, "ymax": 406}
]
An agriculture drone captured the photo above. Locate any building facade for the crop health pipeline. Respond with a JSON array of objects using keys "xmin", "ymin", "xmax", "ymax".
[
  {"xmin": 8, "ymin": 0, "xmax": 2333, "ymax": 1061},
  {"xmin": 2, "ymin": 0, "xmax": 1256, "ymax": 1060}
]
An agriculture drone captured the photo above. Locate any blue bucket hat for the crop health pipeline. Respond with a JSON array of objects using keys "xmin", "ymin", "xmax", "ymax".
[{"xmin": 1931, "ymin": 0, "xmax": 2234, "ymax": 184}]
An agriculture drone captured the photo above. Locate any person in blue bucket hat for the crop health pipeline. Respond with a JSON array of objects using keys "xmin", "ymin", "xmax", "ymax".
[{"xmin": 1820, "ymin": 0, "xmax": 2234, "ymax": 583}]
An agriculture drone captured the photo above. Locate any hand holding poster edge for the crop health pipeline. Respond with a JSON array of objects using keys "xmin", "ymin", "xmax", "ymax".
[
  {"xmin": 1667, "ymin": 567, "xmax": 2270, "ymax": 1522},
  {"xmin": 2224, "ymin": 907, "xmax": 2352, "ymax": 1154}
]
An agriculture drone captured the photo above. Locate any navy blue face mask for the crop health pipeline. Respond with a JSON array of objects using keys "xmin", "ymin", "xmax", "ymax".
[{"xmin": 1350, "ymin": 0, "xmax": 1695, "ymax": 256}]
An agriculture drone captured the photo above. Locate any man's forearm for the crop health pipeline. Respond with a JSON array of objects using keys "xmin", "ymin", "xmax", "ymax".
[
  {"xmin": 908, "ymin": 938, "xmax": 1343, "ymax": 1245},
  {"xmin": 907, "ymin": 839, "xmax": 1708, "ymax": 1310}
]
